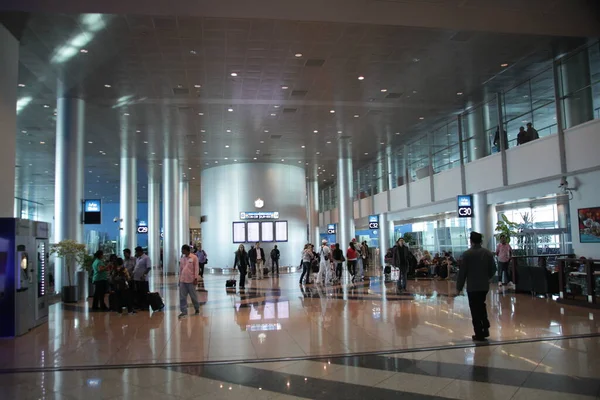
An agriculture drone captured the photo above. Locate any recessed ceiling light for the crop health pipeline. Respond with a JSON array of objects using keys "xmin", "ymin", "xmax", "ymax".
[
  {"xmin": 380, "ymin": 142, "xmax": 384, "ymax": 145},
  {"xmin": 457, "ymin": 92, "xmax": 463, "ymax": 96},
  {"xmin": 260, "ymin": 140, "xmax": 264, "ymax": 144},
  {"xmin": 200, "ymin": 130, "xmax": 206, "ymax": 133},
  {"xmin": 419, "ymin": 116, "xmax": 425, "ymax": 120},
  {"xmin": 354, "ymin": 114, "xmax": 359, "ymax": 118},
  {"xmin": 204, "ymin": 151, "xmax": 208, "ymax": 154},
  {"xmin": 194, "ymin": 84, "xmax": 202, "ymax": 88},
  {"xmin": 330, "ymin": 110, "xmax": 335, "ymax": 113},
  {"xmin": 274, "ymin": 105, "xmax": 280, "ymax": 109},
  {"xmin": 412, "ymin": 58, "xmax": 420, "ymax": 62},
  {"xmin": 316, "ymin": 152, "xmax": 321, "ymax": 155},
  {"xmin": 136, "ymin": 130, "xmax": 141, "ymax": 133},
  {"xmin": 205, "ymin": 162, "xmax": 209, "ymax": 166},
  {"xmin": 313, "ymin": 130, "xmax": 318, "ymax": 133},
  {"xmin": 298, "ymin": 161, "xmax": 302, "ymax": 163},
  {"xmin": 230, "ymin": 72, "xmax": 238, "ymax": 77},
  {"xmin": 412, "ymin": 90, "xmax": 417, "ymax": 94},
  {"xmin": 104, "ymin": 84, "xmax": 111, "ymax": 88},
  {"xmin": 124, "ymin": 113, "xmax": 130, "ymax": 116},
  {"xmin": 226, "ymin": 129, "xmax": 231, "ymax": 133},
  {"xmin": 234, "ymin": 159, "xmax": 238, "ymax": 162},
  {"xmin": 224, "ymin": 157, "xmax": 228, "ymax": 160},
  {"xmin": 380, "ymin": 89, "xmax": 387, "ymax": 93},
  {"xmin": 43, "ymin": 105, "xmax": 50, "ymax": 108},
  {"xmin": 143, "ymin": 141, "xmax": 148, "ymax": 144},
  {"xmin": 21, "ymin": 130, "xmax": 27, "ymax": 133},
  {"xmin": 151, "ymin": 152, "xmax": 155, "ymax": 155},
  {"xmin": 40, "ymin": 141, "xmax": 45, "ymax": 144},
  {"xmin": 228, "ymin": 108, "xmax": 233, "ymax": 112},
  {"xmin": 395, "ymin": 132, "xmax": 400, "ymax": 135},
  {"xmin": 270, "ymin": 113, "xmax": 276, "ymax": 116},
  {"xmin": 337, "ymin": 130, "xmax": 342, "ymax": 134},
  {"xmin": 198, "ymin": 112, "xmax": 204, "ymax": 116},
  {"xmin": 364, "ymin": 152, "xmax": 368, "ymax": 155},
  {"xmin": 281, "ymin": 86, "xmax": 289, "ymax": 90},
  {"xmin": 202, "ymin": 140, "xmax": 207, "ymax": 143},
  {"xmin": 190, "ymin": 50, "xmax": 197, "ymax": 55},
  {"xmin": 326, "ymin": 141, "xmax": 331, "ymax": 144},
  {"xmin": 264, "ymin": 130, "xmax": 269, "ymax": 133},
  {"xmin": 358, "ymin": 76, "xmax": 365, "ymax": 80},
  {"xmin": 225, "ymin": 145, "xmax": 230, "ymax": 148},
  {"xmin": 253, "ymin": 157, "xmax": 257, "ymax": 160},
  {"xmin": 114, "ymin": 163, "xmax": 119, "ymax": 166},
  {"xmin": 18, "ymin": 83, "xmax": 25, "ymax": 87},
  {"xmin": 501, "ymin": 63, "xmax": 509, "ymax": 67},
  {"xmin": 281, "ymin": 159, "xmax": 285, "ymax": 162},
  {"xmin": 80, "ymin": 49, "xmax": 88, "ymax": 53},
  {"xmin": 215, "ymin": 161, "xmax": 219, "ymax": 163},
  {"xmin": 295, "ymin": 53, "xmax": 303, "ymax": 58},
  {"xmin": 301, "ymin": 145, "xmax": 305, "ymax": 148}
]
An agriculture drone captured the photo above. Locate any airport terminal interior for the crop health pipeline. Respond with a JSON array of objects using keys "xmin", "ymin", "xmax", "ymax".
[{"xmin": 1, "ymin": 1, "xmax": 600, "ymax": 399}]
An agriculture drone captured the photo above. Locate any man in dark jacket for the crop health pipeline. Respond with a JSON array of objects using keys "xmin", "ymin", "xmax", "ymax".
[
  {"xmin": 392, "ymin": 238, "xmax": 416, "ymax": 292},
  {"xmin": 248, "ymin": 242, "xmax": 266, "ymax": 279},
  {"xmin": 457, "ymin": 231, "xmax": 497, "ymax": 342},
  {"xmin": 270, "ymin": 245, "xmax": 280, "ymax": 275}
]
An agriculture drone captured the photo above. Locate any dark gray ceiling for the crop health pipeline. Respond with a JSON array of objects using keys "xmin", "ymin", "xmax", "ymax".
[{"xmin": 12, "ymin": 13, "xmax": 588, "ymax": 206}]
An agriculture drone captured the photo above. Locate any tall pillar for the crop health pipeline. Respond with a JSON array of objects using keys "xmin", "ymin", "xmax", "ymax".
[
  {"xmin": 119, "ymin": 124, "xmax": 137, "ymax": 252},
  {"xmin": 162, "ymin": 159, "xmax": 179, "ymax": 274},
  {"xmin": 472, "ymin": 193, "xmax": 492, "ymax": 248},
  {"xmin": 559, "ymin": 48, "xmax": 594, "ymax": 129},
  {"xmin": 147, "ymin": 163, "xmax": 160, "ymax": 274},
  {"xmin": 307, "ymin": 177, "xmax": 319, "ymax": 245},
  {"xmin": 179, "ymin": 180, "xmax": 189, "ymax": 247},
  {"xmin": 465, "ymin": 104, "xmax": 489, "ymax": 162},
  {"xmin": 0, "ymin": 25, "xmax": 18, "ymax": 218},
  {"xmin": 378, "ymin": 213, "xmax": 392, "ymax": 268},
  {"xmin": 337, "ymin": 139, "xmax": 354, "ymax": 250},
  {"xmin": 54, "ymin": 95, "xmax": 85, "ymax": 290}
]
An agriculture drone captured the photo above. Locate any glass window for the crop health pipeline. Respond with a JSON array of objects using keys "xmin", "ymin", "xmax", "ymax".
[
  {"xmin": 391, "ymin": 149, "xmax": 405, "ymax": 188},
  {"xmin": 407, "ymin": 137, "xmax": 429, "ymax": 182},
  {"xmin": 432, "ymin": 120, "xmax": 460, "ymax": 173}
]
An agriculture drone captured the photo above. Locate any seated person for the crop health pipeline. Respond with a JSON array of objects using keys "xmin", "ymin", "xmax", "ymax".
[{"xmin": 415, "ymin": 259, "xmax": 430, "ymax": 277}]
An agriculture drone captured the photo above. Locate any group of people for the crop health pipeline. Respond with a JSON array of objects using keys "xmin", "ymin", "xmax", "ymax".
[
  {"xmin": 90, "ymin": 246, "xmax": 151, "ymax": 314},
  {"xmin": 493, "ymin": 122, "xmax": 539, "ymax": 151},
  {"xmin": 232, "ymin": 242, "xmax": 281, "ymax": 289}
]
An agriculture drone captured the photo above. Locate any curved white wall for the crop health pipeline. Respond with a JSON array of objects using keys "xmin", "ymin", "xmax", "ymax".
[{"xmin": 201, "ymin": 163, "xmax": 307, "ymax": 268}]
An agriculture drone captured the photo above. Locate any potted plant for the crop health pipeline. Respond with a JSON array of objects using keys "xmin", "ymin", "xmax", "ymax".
[
  {"xmin": 50, "ymin": 239, "xmax": 87, "ymax": 303},
  {"xmin": 495, "ymin": 214, "xmax": 519, "ymax": 243}
]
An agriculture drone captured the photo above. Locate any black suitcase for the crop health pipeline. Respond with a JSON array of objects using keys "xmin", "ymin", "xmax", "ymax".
[
  {"xmin": 263, "ymin": 267, "xmax": 269, "ymax": 276},
  {"xmin": 147, "ymin": 292, "xmax": 164, "ymax": 311},
  {"xmin": 109, "ymin": 292, "xmax": 120, "ymax": 311},
  {"xmin": 226, "ymin": 279, "xmax": 236, "ymax": 288},
  {"xmin": 384, "ymin": 266, "xmax": 391, "ymax": 274}
]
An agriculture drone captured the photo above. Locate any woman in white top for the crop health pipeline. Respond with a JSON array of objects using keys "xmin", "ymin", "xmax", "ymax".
[{"xmin": 299, "ymin": 244, "xmax": 313, "ymax": 285}]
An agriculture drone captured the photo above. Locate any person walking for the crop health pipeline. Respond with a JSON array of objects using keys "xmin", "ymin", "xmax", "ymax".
[
  {"xmin": 495, "ymin": 235, "xmax": 515, "ymax": 289},
  {"xmin": 91, "ymin": 250, "xmax": 109, "ymax": 311},
  {"xmin": 178, "ymin": 244, "xmax": 200, "ymax": 318},
  {"xmin": 300, "ymin": 244, "xmax": 313, "ymax": 285},
  {"xmin": 346, "ymin": 242, "xmax": 358, "ymax": 283},
  {"xmin": 393, "ymin": 238, "xmax": 415, "ymax": 293},
  {"xmin": 457, "ymin": 231, "xmax": 497, "ymax": 341},
  {"xmin": 316, "ymin": 239, "xmax": 331, "ymax": 285},
  {"xmin": 234, "ymin": 244, "xmax": 249, "ymax": 290},
  {"xmin": 270, "ymin": 245, "xmax": 280, "ymax": 276},
  {"xmin": 332, "ymin": 243, "xmax": 344, "ymax": 282},
  {"xmin": 248, "ymin": 242, "xmax": 265, "ymax": 280},
  {"xmin": 526, "ymin": 122, "xmax": 539, "ymax": 142},
  {"xmin": 195, "ymin": 243, "xmax": 208, "ymax": 280}
]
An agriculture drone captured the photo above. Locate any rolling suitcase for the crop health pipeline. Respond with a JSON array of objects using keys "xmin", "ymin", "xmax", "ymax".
[
  {"xmin": 225, "ymin": 279, "xmax": 237, "ymax": 288},
  {"xmin": 147, "ymin": 292, "xmax": 164, "ymax": 311}
]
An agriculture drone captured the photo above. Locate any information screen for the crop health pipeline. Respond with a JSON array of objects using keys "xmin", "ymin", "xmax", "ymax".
[
  {"xmin": 275, "ymin": 221, "xmax": 288, "ymax": 242},
  {"xmin": 261, "ymin": 221, "xmax": 274, "ymax": 242},
  {"xmin": 232, "ymin": 222, "xmax": 246, "ymax": 243},
  {"xmin": 247, "ymin": 222, "xmax": 260, "ymax": 243}
]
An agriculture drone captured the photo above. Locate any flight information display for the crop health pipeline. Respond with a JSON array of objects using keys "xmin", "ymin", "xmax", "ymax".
[
  {"xmin": 275, "ymin": 221, "xmax": 288, "ymax": 242},
  {"xmin": 232, "ymin": 222, "xmax": 246, "ymax": 243},
  {"xmin": 247, "ymin": 222, "xmax": 260, "ymax": 243},
  {"xmin": 261, "ymin": 221, "xmax": 274, "ymax": 242}
]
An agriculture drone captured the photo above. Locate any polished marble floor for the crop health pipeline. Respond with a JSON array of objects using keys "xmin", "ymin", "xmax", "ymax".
[
  {"xmin": 1, "ymin": 270, "xmax": 600, "ymax": 371},
  {"xmin": 1, "ymin": 337, "xmax": 600, "ymax": 399}
]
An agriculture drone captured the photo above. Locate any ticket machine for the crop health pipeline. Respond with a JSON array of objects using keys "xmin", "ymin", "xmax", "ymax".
[{"xmin": 0, "ymin": 218, "xmax": 50, "ymax": 337}]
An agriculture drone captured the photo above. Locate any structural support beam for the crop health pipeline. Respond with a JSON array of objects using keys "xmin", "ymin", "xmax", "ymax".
[
  {"xmin": 162, "ymin": 159, "xmax": 179, "ymax": 275},
  {"xmin": 147, "ymin": 163, "xmax": 160, "ymax": 288},
  {"xmin": 119, "ymin": 119, "xmax": 137, "ymax": 253},
  {"xmin": 179, "ymin": 180, "xmax": 189, "ymax": 247},
  {"xmin": 54, "ymin": 95, "xmax": 85, "ymax": 290},
  {"xmin": 337, "ymin": 139, "xmax": 354, "ymax": 250},
  {"xmin": 307, "ymin": 176, "xmax": 319, "ymax": 245}
]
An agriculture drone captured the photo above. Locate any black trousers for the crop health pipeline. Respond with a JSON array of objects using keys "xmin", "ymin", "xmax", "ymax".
[
  {"xmin": 300, "ymin": 262, "xmax": 311, "ymax": 284},
  {"xmin": 467, "ymin": 291, "xmax": 490, "ymax": 336},
  {"xmin": 199, "ymin": 263, "xmax": 206, "ymax": 277},
  {"xmin": 92, "ymin": 280, "xmax": 108, "ymax": 309},
  {"xmin": 335, "ymin": 262, "xmax": 343, "ymax": 280},
  {"xmin": 134, "ymin": 280, "xmax": 149, "ymax": 309},
  {"xmin": 347, "ymin": 260, "xmax": 356, "ymax": 277},
  {"xmin": 116, "ymin": 289, "xmax": 134, "ymax": 312},
  {"xmin": 271, "ymin": 259, "xmax": 279, "ymax": 274},
  {"xmin": 239, "ymin": 266, "xmax": 247, "ymax": 288}
]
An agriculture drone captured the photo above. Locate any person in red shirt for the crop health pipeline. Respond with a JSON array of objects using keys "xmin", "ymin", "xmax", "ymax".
[
  {"xmin": 346, "ymin": 242, "xmax": 358, "ymax": 283},
  {"xmin": 178, "ymin": 244, "xmax": 200, "ymax": 318}
]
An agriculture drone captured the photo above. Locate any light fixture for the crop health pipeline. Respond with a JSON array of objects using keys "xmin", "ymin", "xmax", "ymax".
[
  {"xmin": 230, "ymin": 72, "xmax": 238, "ymax": 77},
  {"xmin": 104, "ymin": 84, "xmax": 111, "ymax": 88},
  {"xmin": 313, "ymin": 130, "xmax": 318, "ymax": 133},
  {"xmin": 301, "ymin": 145, "xmax": 305, "ymax": 148},
  {"xmin": 501, "ymin": 63, "xmax": 509, "ymax": 67},
  {"xmin": 80, "ymin": 49, "xmax": 88, "ymax": 53},
  {"xmin": 281, "ymin": 159, "xmax": 285, "ymax": 162},
  {"xmin": 224, "ymin": 157, "xmax": 228, "ymax": 160},
  {"xmin": 200, "ymin": 129, "xmax": 206, "ymax": 133},
  {"xmin": 226, "ymin": 129, "xmax": 231, "ymax": 133},
  {"xmin": 281, "ymin": 86, "xmax": 289, "ymax": 89},
  {"xmin": 358, "ymin": 76, "xmax": 365, "ymax": 80},
  {"xmin": 202, "ymin": 140, "xmax": 207, "ymax": 144},
  {"xmin": 234, "ymin": 159, "xmax": 237, "ymax": 162},
  {"xmin": 337, "ymin": 130, "xmax": 342, "ymax": 134},
  {"xmin": 43, "ymin": 105, "xmax": 50, "ymax": 108},
  {"xmin": 264, "ymin": 130, "xmax": 269, "ymax": 133},
  {"xmin": 215, "ymin": 161, "xmax": 219, "ymax": 163},
  {"xmin": 364, "ymin": 152, "xmax": 368, "ymax": 155},
  {"xmin": 194, "ymin": 84, "xmax": 201, "ymax": 88},
  {"xmin": 419, "ymin": 116, "xmax": 425, "ymax": 120},
  {"xmin": 143, "ymin": 141, "xmax": 148, "ymax": 144},
  {"xmin": 380, "ymin": 142, "xmax": 384, "ymax": 145},
  {"xmin": 228, "ymin": 108, "xmax": 233, "ymax": 112},
  {"xmin": 395, "ymin": 132, "xmax": 400, "ymax": 135},
  {"xmin": 124, "ymin": 113, "xmax": 130, "ymax": 116},
  {"xmin": 225, "ymin": 145, "xmax": 230, "ymax": 148},
  {"xmin": 270, "ymin": 113, "xmax": 276, "ymax": 116},
  {"xmin": 198, "ymin": 112, "xmax": 204, "ymax": 116},
  {"xmin": 18, "ymin": 83, "xmax": 25, "ymax": 87},
  {"xmin": 330, "ymin": 110, "xmax": 335, "ymax": 113},
  {"xmin": 21, "ymin": 130, "xmax": 27, "ymax": 133},
  {"xmin": 412, "ymin": 58, "xmax": 420, "ymax": 62},
  {"xmin": 354, "ymin": 114, "xmax": 359, "ymax": 118},
  {"xmin": 260, "ymin": 140, "xmax": 264, "ymax": 144},
  {"xmin": 190, "ymin": 50, "xmax": 197, "ymax": 55},
  {"xmin": 274, "ymin": 105, "xmax": 280, "ymax": 109},
  {"xmin": 40, "ymin": 141, "xmax": 45, "ymax": 144},
  {"xmin": 253, "ymin": 157, "xmax": 257, "ymax": 160},
  {"xmin": 457, "ymin": 92, "xmax": 463, "ymax": 96},
  {"xmin": 136, "ymin": 130, "xmax": 141, "ymax": 133},
  {"xmin": 412, "ymin": 90, "xmax": 417, "ymax": 94},
  {"xmin": 295, "ymin": 53, "xmax": 303, "ymax": 58},
  {"xmin": 316, "ymin": 152, "xmax": 321, "ymax": 155},
  {"xmin": 380, "ymin": 89, "xmax": 387, "ymax": 93},
  {"xmin": 326, "ymin": 141, "xmax": 331, "ymax": 144}
]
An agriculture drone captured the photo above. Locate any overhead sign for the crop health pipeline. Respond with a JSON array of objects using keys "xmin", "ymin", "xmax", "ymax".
[
  {"xmin": 240, "ymin": 211, "xmax": 279, "ymax": 220},
  {"xmin": 327, "ymin": 224, "xmax": 336, "ymax": 234},
  {"xmin": 83, "ymin": 199, "xmax": 101, "ymax": 224},
  {"xmin": 84, "ymin": 200, "xmax": 101, "ymax": 212},
  {"xmin": 368, "ymin": 215, "xmax": 379, "ymax": 229},
  {"xmin": 137, "ymin": 220, "xmax": 148, "ymax": 234},
  {"xmin": 457, "ymin": 195, "xmax": 473, "ymax": 218}
]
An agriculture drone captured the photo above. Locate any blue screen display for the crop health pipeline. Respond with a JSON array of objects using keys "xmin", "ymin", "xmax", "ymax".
[{"xmin": 84, "ymin": 200, "xmax": 101, "ymax": 213}]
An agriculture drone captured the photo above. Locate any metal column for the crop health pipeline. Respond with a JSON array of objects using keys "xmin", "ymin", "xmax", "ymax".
[
  {"xmin": 179, "ymin": 180, "xmax": 190, "ymax": 247},
  {"xmin": 337, "ymin": 139, "xmax": 354, "ymax": 250},
  {"xmin": 119, "ymin": 122, "xmax": 137, "ymax": 252},
  {"xmin": 307, "ymin": 178, "xmax": 320, "ymax": 245},
  {"xmin": 54, "ymin": 96, "xmax": 85, "ymax": 290},
  {"xmin": 162, "ymin": 159, "xmax": 179, "ymax": 275},
  {"xmin": 147, "ymin": 163, "xmax": 160, "ymax": 286}
]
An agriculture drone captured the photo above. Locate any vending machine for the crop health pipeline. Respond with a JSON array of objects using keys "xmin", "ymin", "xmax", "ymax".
[{"xmin": 0, "ymin": 218, "xmax": 50, "ymax": 337}]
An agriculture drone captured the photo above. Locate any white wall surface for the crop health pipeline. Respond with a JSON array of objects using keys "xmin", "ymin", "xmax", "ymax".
[
  {"xmin": 373, "ymin": 192, "xmax": 388, "ymax": 214},
  {"xmin": 565, "ymin": 119, "xmax": 600, "ymax": 173},
  {"xmin": 409, "ymin": 178, "xmax": 431, "ymax": 207},
  {"xmin": 433, "ymin": 167, "xmax": 462, "ymax": 202},
  {"xmin": 390, "ymin": 185, "xmax": 408, "ymax": 210},
  {"xmin": 360, "ymin": 197, "xmax": 372, "ymax": 218},
  {"xmin": 506, "ymin": 135, "xmax": 562, "ymax": 185},
  {"xmin": 465, "ymin": 154, "xmax": 503, "ymax": 194}
]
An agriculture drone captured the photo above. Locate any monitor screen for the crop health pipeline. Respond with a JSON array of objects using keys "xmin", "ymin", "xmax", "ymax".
[
  {"xmin": 232, "ymin": 222, "xmax": 246, "ymax": 243},
  {"xmin": 247, "ymin": 222, "xmax": 260, "ymax": 243},
  {"xmin": 275, "ymin": 221, "xmax": 288, "ymax": 242},
  {"xmin": 261, "ymin": 221, "xmax": 274, "ymax": 242}
]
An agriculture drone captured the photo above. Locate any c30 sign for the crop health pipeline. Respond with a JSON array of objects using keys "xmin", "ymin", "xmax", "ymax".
[{"xmin": 457, "ymin": 195, "xmax": 473, "ymax": 218}]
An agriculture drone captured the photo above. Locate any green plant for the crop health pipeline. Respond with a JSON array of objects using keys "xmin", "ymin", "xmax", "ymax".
[
  {"xmin": 402, "ymin": 233, "xmax": 416, "ymax": 246},
  {"xmin": 81, "ymin": 254, "xmax": 95, "ymax": 274},
  {"xmin": 495, "ymin": 214, "xmax": 519, "ymax": 243},
  {"xmin": 50, "ymin": 240, "xmax": 87, "ymax": 287}
]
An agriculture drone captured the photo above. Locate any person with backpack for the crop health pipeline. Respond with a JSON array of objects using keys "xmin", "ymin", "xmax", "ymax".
[
  {"xmin": 270, "ymin": 245, "xmax": 280, "ymax": 276},
  {"xmin": 332, "ymin": 243, "xmax": 345, "ymax": 282}
]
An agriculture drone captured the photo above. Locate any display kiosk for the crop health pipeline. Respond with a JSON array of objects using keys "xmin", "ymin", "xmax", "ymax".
[{"xmin": 0, "ymin": 218, "xmax": 50, "ymax": 337}]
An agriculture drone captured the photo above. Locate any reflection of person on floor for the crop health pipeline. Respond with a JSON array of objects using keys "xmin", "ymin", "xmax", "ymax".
[
  {"xmin": 178, "ymin": 245, "xmax": 200, "ymax": 318},
  {"xmin": 457, "ymin": 231, "xmax": 497, "ymax": 342}
]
